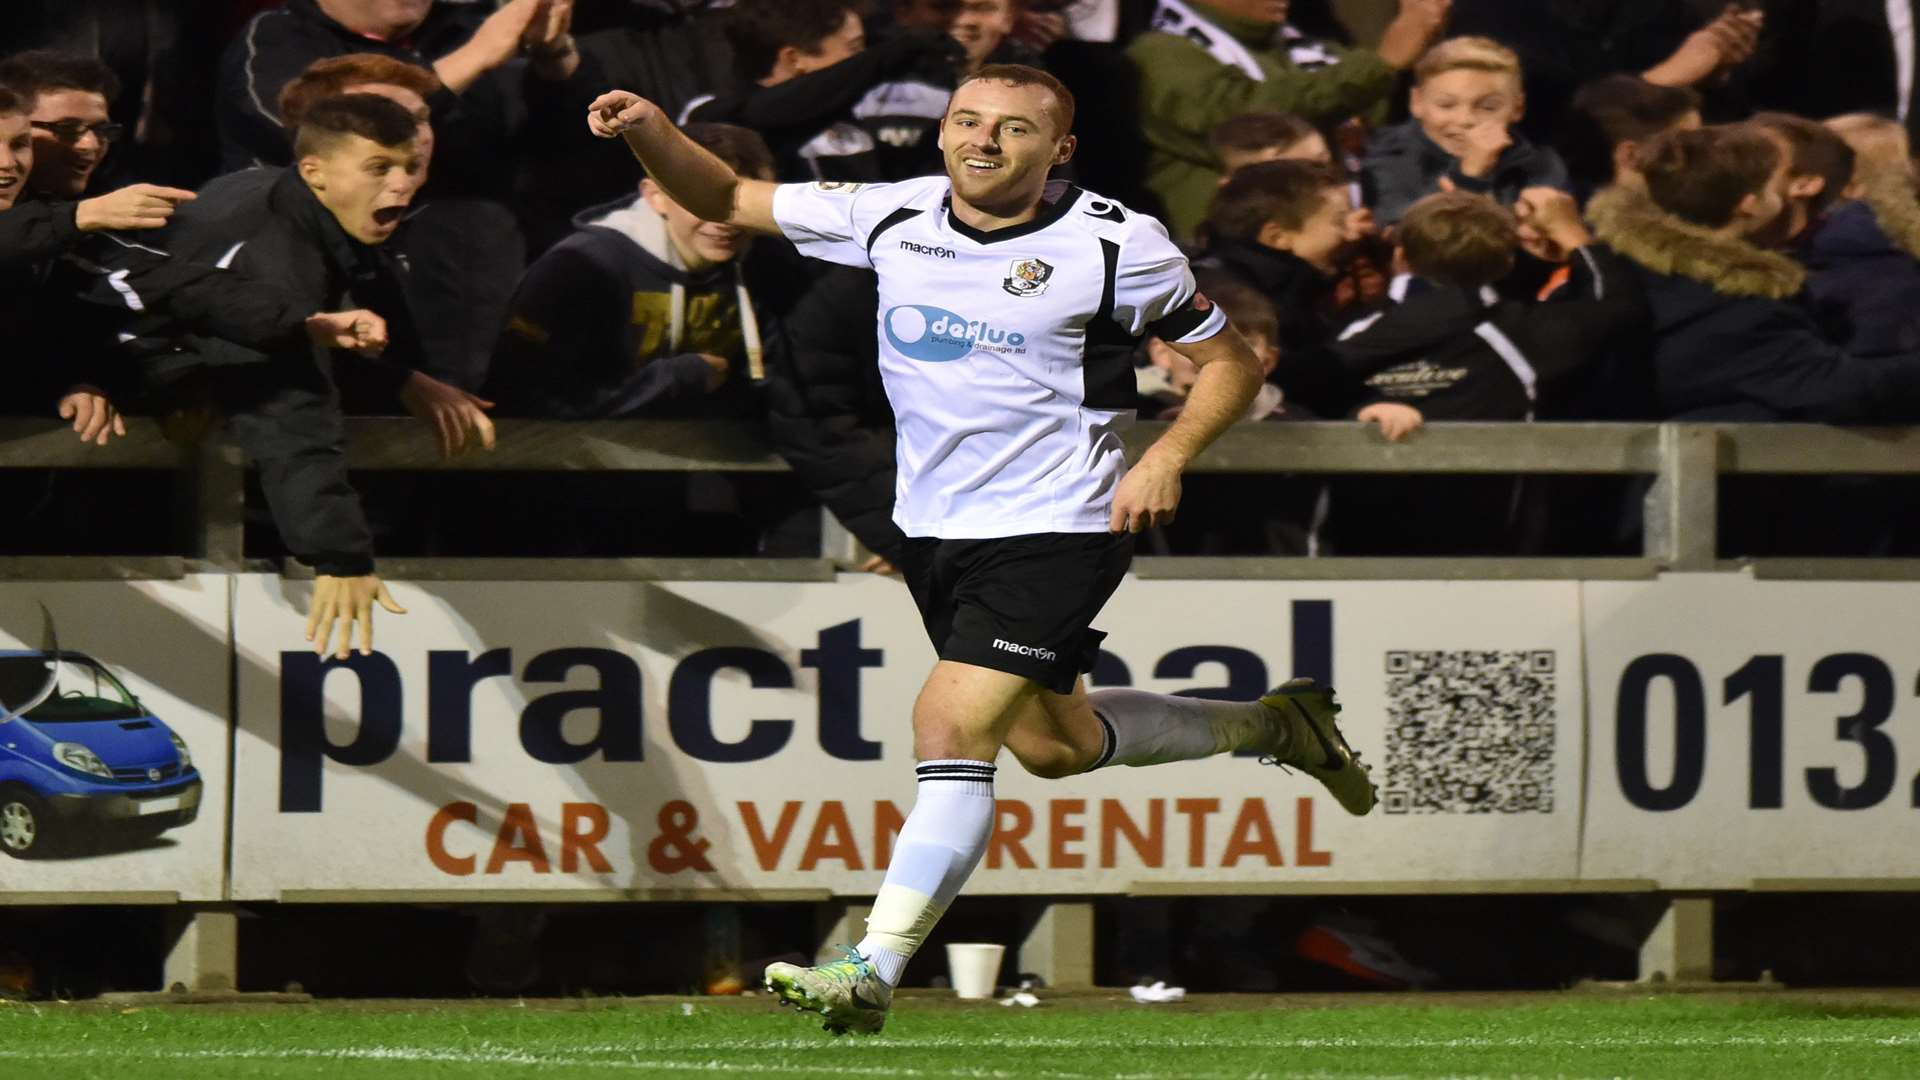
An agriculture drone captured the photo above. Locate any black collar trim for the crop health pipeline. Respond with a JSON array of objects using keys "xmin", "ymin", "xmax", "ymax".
[{"xmin": 945, "ymin": 184, "xmax": 1083, "ymax": 245}]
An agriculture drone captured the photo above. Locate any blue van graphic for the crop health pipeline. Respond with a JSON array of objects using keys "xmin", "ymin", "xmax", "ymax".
[{"xmin": 0, "ymin": 650, "xmax": 202, "ymax": 858}]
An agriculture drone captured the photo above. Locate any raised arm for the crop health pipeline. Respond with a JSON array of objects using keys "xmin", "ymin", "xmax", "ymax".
[{"xmin": 587, "ymin": 90, "xmax": 781, "ymax": 235}]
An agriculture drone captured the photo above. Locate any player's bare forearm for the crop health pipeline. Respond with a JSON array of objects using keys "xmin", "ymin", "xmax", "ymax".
[
  {"xmin": 615, "ymin": 116, "xmax": 740, "ymax": 222},
  {"xmin": 589, "ymin": 91, "xmax": 780, "ymax": 234},
  {"xmin": 1152, "ymin": 328, "xmax": 1264, "ymax": 468}
]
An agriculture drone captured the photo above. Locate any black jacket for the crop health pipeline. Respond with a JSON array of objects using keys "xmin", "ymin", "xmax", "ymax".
[
  {"xmin": 161, "ymin": 168, "xmax": 425, "ymax": 576},
  {"xmin": 0, "ymin": 199, "xmax": 124, "ymax": 414},
  {"xmin": 522, "ymin": 5, "xmax": 734, "ymax": 249},
  {"xmin": 1447, "ymin": 0, "xmax": 1729, "ymax": 139},
  {"xmin": 1800, "ymin": 194, "xmax": 1920, "ymax": 360},
  {"xmin": 760, "ymin": 263, "xmax": 905, "ymax": 562},
  {"xmin": 1362, "ymin": 122, "xmax": 1572, "ymax": 226},
  {"xmin": 488, "ymin": 194, "xmax": 765, "ymax": 418},
  {"xmin": 1590, "ymin": 185, "xmax": 1920, "ymax": 423},
  {"xmin": 1196, "ymin": 238, "xmax": 1377, "ymax": 410},
  {"xmin": 0, "ymin": 197, "xmax": 86, "ymax": 274},
  {"xmin": 1745, "ymin": 0, "xmax": 1920, "ymax": 144},
  {"xmin": 851, "ymin": 39, "xmax": 1046, "ymax": 182},
  {"xmin": 687, "ymin": 28, "xmax": 963, "ymax": 182},
  {"xmin": 578, "ymin": 3, "xmax": 734, "ymax": 124},
  {"xmin": 214, "ymin": 0, "xmax": 599, "ymax": 387},
  {"xmin": 1332, "ymin": 249, "xmax": 1646, "ymax": 420},
  {"xmin": 0, "ymin": 195, "xmax": 336, "ymax": 414},
  {"xmin": 216, "ymin": 0, "xmax": 568, "ymax": 200}
]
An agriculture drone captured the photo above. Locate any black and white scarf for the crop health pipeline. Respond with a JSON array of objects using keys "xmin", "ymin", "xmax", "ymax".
[{"xmin": 1149, "ymin": 0, "xmax": 1342, "ymax": 82}]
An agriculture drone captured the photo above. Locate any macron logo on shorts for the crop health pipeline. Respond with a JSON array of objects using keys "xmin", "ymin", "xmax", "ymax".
[{"xmin": 993, "ymin": 638, "xmax": 1058, "ymax": 662}]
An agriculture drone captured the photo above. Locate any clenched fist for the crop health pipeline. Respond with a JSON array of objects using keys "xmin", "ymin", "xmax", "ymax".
[
  {"xmin": 587, "ymin": 91, "xmax": 660, "ymax": 138},
  {"xmin": 306, "ymin": 309, "xmax": 390, "ymax": 357}
]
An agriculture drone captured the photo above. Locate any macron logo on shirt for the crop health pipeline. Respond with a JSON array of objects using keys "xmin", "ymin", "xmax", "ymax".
[
  {"xmin": 993, "ymin": 638, "xmax": 1058, "ymax": 662},
  {"xmin": 900, "ymin": 240, "xmax": 956, "ymax": 259}
]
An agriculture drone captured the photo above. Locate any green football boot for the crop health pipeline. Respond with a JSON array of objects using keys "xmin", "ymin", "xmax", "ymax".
[
  {"xmin": 764, "ymin": 946, "xmax": 893, "ymax": 1036},
  {"xmin": 1258, "ymin": 677, "xmax": 1377, "ymax": 816}
]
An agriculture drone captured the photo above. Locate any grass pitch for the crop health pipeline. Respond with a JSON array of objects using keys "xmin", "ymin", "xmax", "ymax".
[{"xmin": 3, "ymin": 989, "xmax": 1919, "ymax": 1079}]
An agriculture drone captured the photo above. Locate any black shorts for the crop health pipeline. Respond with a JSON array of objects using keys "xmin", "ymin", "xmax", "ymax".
[{"xmin": 896, "ymin": 531, "xmax": 1134, "ymax": 694}]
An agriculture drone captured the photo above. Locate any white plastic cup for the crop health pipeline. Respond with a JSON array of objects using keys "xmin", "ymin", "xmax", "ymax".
[{"xmin": 945, "ymin": 942, "xmax": 1005, "ymax": 999}]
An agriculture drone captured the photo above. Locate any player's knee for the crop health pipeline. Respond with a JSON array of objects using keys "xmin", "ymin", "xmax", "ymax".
[
  {"xmin": 912, "ymin": 700, "xmax": 1007, "ymax": 761},
  {"xmin": 1009, "ymin": 741, "xmax": 1089, "ymax": 780}
]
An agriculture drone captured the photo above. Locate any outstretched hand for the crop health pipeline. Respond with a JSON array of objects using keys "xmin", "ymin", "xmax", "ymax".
[
  {"xmin": 469, "ymin": 0, "xmax": 548, "ymax": 68},
  {"xmin": 307, "ymin": 574, "xmax": 408, "ymax": 660},
  {"xmin": 1649, "ymin": 4, "xmax": 1764, "ymax": 87},
  {"xmin": 74, "ymin": 183, "xmax": 197, "ymax": 232},
  {"xmin": 523, "ymin": 0, "xmax": 575, "ymax": 51},
  {"xmin": 399, "ymin": 371, "xmax": 496, "ymax": 459}
]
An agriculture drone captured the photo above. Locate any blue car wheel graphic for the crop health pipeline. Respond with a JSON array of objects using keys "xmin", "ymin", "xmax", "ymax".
[{"xmin": 0, "ymin": 789, "xmax": 49, "ymax": 858}]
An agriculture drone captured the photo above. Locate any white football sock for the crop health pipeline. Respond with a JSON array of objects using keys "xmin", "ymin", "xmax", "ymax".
[
  {"xmin": 856, "ymin": 759, "xmax": 996, "ymax": 987},
  {"xmin": 1086, "ymin": 687, "xmax": 1282, "ymax": 769}
]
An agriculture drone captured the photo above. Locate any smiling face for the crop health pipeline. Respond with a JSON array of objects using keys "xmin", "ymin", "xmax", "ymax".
[
  {"xmin": 939, "ymin": 78, "xmax": 1074, "ymax": 216},
  {"xmin": 1411, "ymin": 69, "xmax": 1525, "ymax": 158},
  {"xmin": 0, "ymin": 112, "xmax": 31, "ymax": 211},
  {"xmin": 298, "ymin": 133, "xmax": 423, "ymax": 245},
  {"xmin": 28, "ymin": 88, "xmax": 112, "ymax": 197}
]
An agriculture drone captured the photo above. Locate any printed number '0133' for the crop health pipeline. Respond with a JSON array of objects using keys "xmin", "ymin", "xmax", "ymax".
[{"xmin": 1615, "ymin": 653, "xmax": 1909, "ymax": 812}]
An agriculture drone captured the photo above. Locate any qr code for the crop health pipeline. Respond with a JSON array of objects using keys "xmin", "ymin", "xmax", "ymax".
[{"xmin": 1378, "ymin": 650, "xmax": 1556, "ymax": 815}]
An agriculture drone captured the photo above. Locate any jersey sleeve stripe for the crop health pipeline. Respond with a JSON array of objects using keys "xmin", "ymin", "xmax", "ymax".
[
  {"xmin": 865, "ymin": 207, "xmax": 924, "ymax": 255},
  {"xmin": 1158, "ymin": 305, "xmax": 1230, "ymax": 345},
  {"xmin": 1149, "ymin": 302, "xmax": 1213, "ymax": 341}
]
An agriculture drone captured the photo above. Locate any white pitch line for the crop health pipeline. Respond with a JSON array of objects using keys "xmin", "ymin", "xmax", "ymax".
[
  {"xmin": 337, "ymin": 1022, "xmax": 1920, "ymax": 1053},
  {"xmin": 353, "ymin": 1032, "xmax": 1920, "ymax": 1053},
  {"xmin": 6, "ymin": 1031, "xmax": 1920, "ymax": 1055},
  {"xmin": 0, "ymin": 1047, "xmax": 1036, "ymax": 1078},
  {"xmin": 2, "ymin": 1030, "xmax": 1917, "ymax": 1080},
  {"xmin": 0, "ymin": 1047, "xmax": 1614, "ymax": 1080}
]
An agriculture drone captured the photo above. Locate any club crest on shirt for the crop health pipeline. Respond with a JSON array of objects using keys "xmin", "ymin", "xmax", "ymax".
[{"xmin": 1003, "ymin": 257, "xmax": 1054, "ymax": 298}]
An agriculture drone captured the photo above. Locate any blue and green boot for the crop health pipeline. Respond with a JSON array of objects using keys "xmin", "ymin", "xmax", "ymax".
[{"xmin": 764, "ymin": 946, "xmax": 893, "ymax": 1035}]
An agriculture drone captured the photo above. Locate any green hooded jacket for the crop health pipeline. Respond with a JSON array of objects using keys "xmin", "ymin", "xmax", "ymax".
[{"xmin": 1128, "ymin": 4, "xmax": 1395, "ymax": 240}]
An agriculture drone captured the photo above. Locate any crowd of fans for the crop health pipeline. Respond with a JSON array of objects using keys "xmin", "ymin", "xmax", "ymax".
[{"xmin": 8, "ymin": 0, "xmax": 1920, "ymax": 582}]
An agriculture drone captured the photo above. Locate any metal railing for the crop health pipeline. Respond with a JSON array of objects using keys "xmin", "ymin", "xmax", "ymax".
[{"xmin": 5, "ymin": 418, "xmax": 1920, "ymax": 581}]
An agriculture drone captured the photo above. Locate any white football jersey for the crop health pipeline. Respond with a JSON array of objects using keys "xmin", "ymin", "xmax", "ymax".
[{"xmin": 773, "ymin": 176, "xmax": 1227, "ymax": 538}]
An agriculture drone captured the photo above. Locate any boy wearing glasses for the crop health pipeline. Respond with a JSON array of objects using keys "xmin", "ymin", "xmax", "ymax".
[
  {"xmin": 0, "ymin": 50, "xmax": 199, "ymax": 236},
  {"xmin": 10, "ymin": 50, "xmax": 121, "ymax": 200}
]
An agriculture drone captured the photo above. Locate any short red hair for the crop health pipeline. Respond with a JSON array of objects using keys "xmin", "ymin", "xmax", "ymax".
[{"xmin": 279, "ymin": 54, "xmax": 439, "ymax": 128}]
